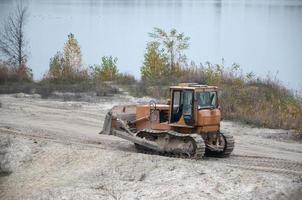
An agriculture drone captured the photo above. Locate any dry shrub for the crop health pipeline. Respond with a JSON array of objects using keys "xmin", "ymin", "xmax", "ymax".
[
  {"xmin": 219, "ymin": 75, "xmax": 302, "ymax": 137},
  {"xmin": 116, "ymin": 73, "xmax": 136, "ymax": 85},
  {"xmin": 0, "ymin": 61, "xmax": 32, "ymax": 84},
  {"xmin": 0, "ymin": 64, "xmax": 9, "ymax": 84}
]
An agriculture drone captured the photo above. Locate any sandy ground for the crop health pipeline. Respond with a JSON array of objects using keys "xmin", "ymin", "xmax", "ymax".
[{"xmin": 0, "ymin": 93, "xmax": 301, "ymax": 200}]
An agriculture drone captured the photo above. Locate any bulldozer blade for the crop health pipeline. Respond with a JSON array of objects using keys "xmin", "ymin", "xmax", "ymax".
[
  {"xmin": 99, "ymin": 111, "xmax": 162, "ymax": 152},
  {"xmin": 99, "ymin": 111, "xmax": 113, "ymax": 135},
  {"xmin": 112, "ymin": 129, "xmax": 162, "ymax": 152}
]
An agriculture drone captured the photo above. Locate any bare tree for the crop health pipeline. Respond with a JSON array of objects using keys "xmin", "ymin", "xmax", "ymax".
[{"xmin": 0, "ymin": 1, "xmax": 29, "ymax": 66}]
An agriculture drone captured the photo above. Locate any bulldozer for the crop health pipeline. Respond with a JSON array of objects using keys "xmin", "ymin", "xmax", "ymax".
[{"xmin": 100, "ymin": 83, "xmax": 234, "ymax": 159}]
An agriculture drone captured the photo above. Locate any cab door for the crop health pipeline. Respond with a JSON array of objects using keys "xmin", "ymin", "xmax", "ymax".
[
  {"xmin": 182, "ymin": 90, "xmax": 194, "ymax": 125},
  {"xmin": 170, "ymin": 89, "xmax": 194, "ymax": 126}
]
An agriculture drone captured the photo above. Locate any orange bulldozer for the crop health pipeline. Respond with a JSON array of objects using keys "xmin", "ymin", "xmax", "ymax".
[{"xmin": 100, "ymin": 83, "xmax": 234, "ymax": 159}]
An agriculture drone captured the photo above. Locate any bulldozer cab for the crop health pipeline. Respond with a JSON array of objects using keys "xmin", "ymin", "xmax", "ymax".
[{"xmin": 169, "ymin": 83, "xmax": 219, "ymax": 128}]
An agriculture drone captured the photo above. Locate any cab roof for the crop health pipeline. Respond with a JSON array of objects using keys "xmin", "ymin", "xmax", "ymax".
[{"xmin": 170, "ymin": 83, "xmax": 218, "ymax": 91}]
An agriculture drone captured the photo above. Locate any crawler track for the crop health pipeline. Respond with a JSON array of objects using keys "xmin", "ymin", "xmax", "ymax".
[
  {"xmin": 205, "ymin": 132, "xmax": 235, "ymax": 157},
  {"xmin": 135, "ymin": 129, "xmax": 206, "ymax": 159}
]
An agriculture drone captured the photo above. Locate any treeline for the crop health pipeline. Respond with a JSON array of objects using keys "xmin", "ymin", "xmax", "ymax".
[
  {"xmin": 43, "ymin": 33, "xmax": 135, "ymax": 84},
  {"xmin": 0, "ymin": 33, "xmax": 135, "ymax": 97},
  {"xmin": 0, "ymin": 2, "xmax": 134, "ymax": 96}
]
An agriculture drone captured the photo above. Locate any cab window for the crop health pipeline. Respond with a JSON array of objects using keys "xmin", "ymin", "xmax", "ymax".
[{"xmin": 196, "ymin": 91, "xmax": 217, "ymax": 109}]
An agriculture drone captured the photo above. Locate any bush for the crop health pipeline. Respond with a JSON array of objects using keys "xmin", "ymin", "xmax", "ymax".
[
  {"xmin": 0, "ymin": 80, "xmax": 120, "ymax": 99},
  {"xmin": 92, "ymin": 56, "xmax": 119, "ymax": 82},
  {"xmin": 0, "ymin": 61, "xmax": 33, "ymax": 84},
  {"xmin": 36, "ymin": 80, "xmax": 116, "ymax": 98},
  {"xmin": 0, "ymin": 63, "xmax": 9, "ymax": 84},
  {"xmin": 0, "ymin": 82, "xmax": 35, "ymax": 94},
  {"xmin": 116, "ymin": 73, "xmax": 136, "ymax": 85}
]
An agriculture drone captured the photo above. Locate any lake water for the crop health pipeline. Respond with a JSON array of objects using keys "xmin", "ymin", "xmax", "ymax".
[{"xmin": 0, "ymin": 0, "xmax": 301, "ymax": 91}]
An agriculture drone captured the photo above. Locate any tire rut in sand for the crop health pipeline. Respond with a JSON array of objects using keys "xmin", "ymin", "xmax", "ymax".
[
  {"xmin": 0, "ymin": 127, "xmax": 107, "ymax": 151},
  {"xmin": 1, "ymin": 127, "xmax": 302, "ymax": 177},
  {"xmin": 219, "ymin": 154, "xmax": 302, "ymax": 176}
]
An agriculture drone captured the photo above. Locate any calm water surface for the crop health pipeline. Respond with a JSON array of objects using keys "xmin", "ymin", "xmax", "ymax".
[{"xmin": 0, "ymin": 0, "xmax": 301, "ymax": 90}]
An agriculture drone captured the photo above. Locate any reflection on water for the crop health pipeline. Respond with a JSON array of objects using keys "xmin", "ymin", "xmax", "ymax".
[{"xmin": 0, "ymin": 0, "xmax": 301, "ymax": 90}]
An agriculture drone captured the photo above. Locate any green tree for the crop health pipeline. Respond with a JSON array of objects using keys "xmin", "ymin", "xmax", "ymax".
[
  {"xmin": 94, "ymin": 56, "xmax": 118, "ymax": 81},
  {"xmin": 149, "ymin": 27, "xmax": 190, "ymax": 72},
  {"xmin": 141, "ymin": 42, "xmax": 168, "ymax": 84},
  {"xmin": 47, "ymin": 51, "xmax": 64, "ymax": 80}
]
